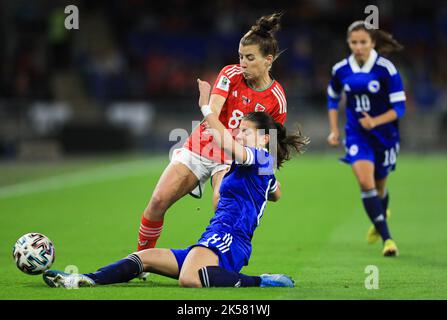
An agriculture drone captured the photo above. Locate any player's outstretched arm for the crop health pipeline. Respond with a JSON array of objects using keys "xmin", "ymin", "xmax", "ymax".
[
  {"xmin": 197, "ymin": 79, "xmax": 247, "ymax": 164},
  {"xmin": 208, "ymin": 94, "xmax": 226, "ymax": 117}
]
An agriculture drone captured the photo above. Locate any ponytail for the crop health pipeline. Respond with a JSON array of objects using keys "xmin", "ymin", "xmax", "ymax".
[
  {"xmin": 274, "ymin": 122, "xmax": 309, "ymax": 169},
  {"xmin": 243, "ymin": 112, "xmax": 310, "ymax": 169},
  {"xmin": 373, "ymin": 29, "xmax": 404, "ymax": 55},
  {"xmin": 347, "ymin": 20, "xmax": 403, "ymax": 55}
]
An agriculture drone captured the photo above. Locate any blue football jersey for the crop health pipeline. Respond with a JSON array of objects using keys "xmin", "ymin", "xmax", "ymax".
[
  {"xmin": 205, "ymin": 147, "xmax": 277, "ymax": 246},
  {"xmin": 327, "ymin": 49, "xmax": 406, "ymax": 148}
]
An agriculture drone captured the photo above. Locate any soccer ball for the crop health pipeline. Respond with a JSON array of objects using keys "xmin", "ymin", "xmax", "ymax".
[{"xmin": 12, "ymin": 233, "xmax": 55, "ymax": 275}]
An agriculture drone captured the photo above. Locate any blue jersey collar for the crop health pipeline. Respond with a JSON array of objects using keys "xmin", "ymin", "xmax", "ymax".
[{"xmin": 348, "ymin": 49, "xmax": 378, "ymax": 73}]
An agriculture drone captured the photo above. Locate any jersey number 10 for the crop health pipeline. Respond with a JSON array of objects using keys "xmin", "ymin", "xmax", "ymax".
[{"xmin": 354, "ymin": 94, "xmax": 371, "ymax": 112}]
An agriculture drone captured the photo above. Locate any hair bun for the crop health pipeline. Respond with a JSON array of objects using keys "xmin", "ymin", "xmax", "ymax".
[
  {"xmin": 252, "ymin": 12, "xmax": 283, "ymax": 37},
  {"xmin": 251, "ymin": 25, "xmax": 270, "ymax": 37}
]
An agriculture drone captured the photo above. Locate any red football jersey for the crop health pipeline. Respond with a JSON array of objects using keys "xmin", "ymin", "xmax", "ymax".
[{"xmin": 184, "ymin": 64, "xmax": 287, "ymax": 163}]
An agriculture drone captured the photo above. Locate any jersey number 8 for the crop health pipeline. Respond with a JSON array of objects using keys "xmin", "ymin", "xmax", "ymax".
[{"xmin": 228, "ymin": 109, "xmax": 245, "ymax": 129}]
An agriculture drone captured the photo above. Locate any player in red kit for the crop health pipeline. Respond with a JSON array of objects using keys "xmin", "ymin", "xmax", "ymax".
[
  {"xmin": 137, "ymin": 13, "xmax": 288, "ymax": 260},
  {"xmin": 183, "ymin": 63, "xmax": 287, "ymax": 199}
]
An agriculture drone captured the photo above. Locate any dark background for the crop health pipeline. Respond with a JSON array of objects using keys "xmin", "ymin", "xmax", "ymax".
[{"xmin": 1, "ymin": 0, "xmax": 446, "ymax": 158}]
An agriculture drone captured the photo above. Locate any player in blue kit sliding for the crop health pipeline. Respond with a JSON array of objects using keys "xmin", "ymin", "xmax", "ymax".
[
  {"xmin": 326, "ymin": 21, "xmax": 406, "ymax": 256},
  {"xmin": 42, "ymin": 79, "xmax": 309, "ymax": 289}
]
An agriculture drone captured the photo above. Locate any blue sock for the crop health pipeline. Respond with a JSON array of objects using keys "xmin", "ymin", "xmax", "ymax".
[
  {"xmin": 84, "ymin": 254, "xmax": 144, "ymax": 285},
  {"xmin": 198, "ymin": 266, "xmax": 261, "ymax": 287},
  {"xmin": 362, "ymin": 189, "xmax": 391, "ymax": 241},
  {"xmin": 381, "ymin": 190, "xmax": 389, "ymax": 212}
]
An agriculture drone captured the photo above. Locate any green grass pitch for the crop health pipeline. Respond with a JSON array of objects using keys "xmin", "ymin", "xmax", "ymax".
[{"xmin": 0, "ymin": 153, "xmax": 446, "ymax": 300}]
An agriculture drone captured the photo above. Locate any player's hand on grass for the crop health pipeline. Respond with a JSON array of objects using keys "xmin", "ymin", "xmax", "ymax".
[
  {"xmin": 327, "ymin": 130, "xmax": 340, "ymax": 146},
  {"xmin": 359, "ymin": 112, "xmax": 376, "ymax": 130},
  {"xmin": 197, "ymin": 78, "xmax": 211, "ymax": 107}
]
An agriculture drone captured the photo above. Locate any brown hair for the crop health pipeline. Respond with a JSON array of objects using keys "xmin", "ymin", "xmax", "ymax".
[
  {"xmin": 243, "ymin": 112, "xmax": 310, "ymax": 169},
  {"xmin": 240, "ymin": 12, "xmax": 283, "ymax": 60},
  {"xmin": 347, "ymin": 20, "xmax": 403, "ymax": 55}
]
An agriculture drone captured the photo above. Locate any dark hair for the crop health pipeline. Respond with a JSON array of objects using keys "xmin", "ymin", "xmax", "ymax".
[
  {"xmin": 240, "ymin": 12, "xmax": 283, "ymax": 60},
  {"xmin": 243, "ymin": 112, "xmax": 310, "ymax": 169},
  {"xmin": 347, "ymin": 20, "xmax": 403, "ymax": 55}
]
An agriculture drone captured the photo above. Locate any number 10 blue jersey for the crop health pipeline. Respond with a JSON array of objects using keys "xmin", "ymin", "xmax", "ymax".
[{"xmin": 327, "ymin": 49, "xmax": 406, "ymax": 148}]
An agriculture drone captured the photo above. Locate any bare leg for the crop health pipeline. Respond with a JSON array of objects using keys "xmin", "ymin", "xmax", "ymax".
[
  {"xmin": 178, "ymin": 246, "xmax": 219, "ymax": 288},
  {"xmin": 135, "ymin": 248, "xmax": 180, "ymax": 279},
  {"xmin": 176, "ymin": 246, "xmax": 286, "ymax": 288},
  {"xmin": 144, "ymin": 162, "xmax": 199, "ymax": 221},
  {"xmin": 76, "ymin": 249, "xmax": 180, "ymax": 286},
  {"xmin": 352, "ymin": 160, "xmax": 376, "ymax": 191},
  {"xmin": 138, "ymin": 162, "xmax": 199, "ymax": 250}
]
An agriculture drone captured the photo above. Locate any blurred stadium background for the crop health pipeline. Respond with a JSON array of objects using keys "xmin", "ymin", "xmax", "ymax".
[
  {"xmin": 1, "ymin": 0, "xmax": 446, "ymax": 160},
  {"xmin": 1, "ymin": 0, "xmax": 447, "ymax": 300}
]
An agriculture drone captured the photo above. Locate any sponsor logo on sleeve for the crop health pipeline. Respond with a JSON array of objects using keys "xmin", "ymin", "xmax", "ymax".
[{"xmin": 217, "ymin": 76, "xmax": 230, "ymax": 92}]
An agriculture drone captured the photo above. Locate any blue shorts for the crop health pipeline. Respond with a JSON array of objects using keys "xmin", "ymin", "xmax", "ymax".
[
  {"xmin": 171, "ymin": 229, "xmax": 250, "ymax": 273},
  {"xmin": 341, "ymin": 136, "xmax": 400, "ymax": 180}
]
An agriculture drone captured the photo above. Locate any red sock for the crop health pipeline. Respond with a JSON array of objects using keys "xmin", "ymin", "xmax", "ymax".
[{"xmin": 138, "ymin": 216, "xmax": 164, "ymax": 251}]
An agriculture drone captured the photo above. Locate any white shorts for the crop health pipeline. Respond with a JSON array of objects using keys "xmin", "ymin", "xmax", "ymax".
[{"xmin": 170, "ymin": 148, "xmax": 230, "ymax": 198}]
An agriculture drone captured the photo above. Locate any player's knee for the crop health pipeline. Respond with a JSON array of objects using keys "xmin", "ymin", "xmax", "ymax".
[
  {"xmin": 178, "ymin": 274, "xmax": 202, "ymax": 288},
  {"xmin": 133, "ymin": 251, "xmax": 150, "ymax": 269},
  {"xmin": 146, "ymin": 193, "xmax": 169, "ymax": 218},
  {"xmin": 357, "ymin": 177, "xmax": 375, "ymax": 191}
]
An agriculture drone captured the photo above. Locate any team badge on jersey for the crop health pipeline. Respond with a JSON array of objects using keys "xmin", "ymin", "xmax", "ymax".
[
  {"xmin": 254, "ymin": 103, "xmax": 266, "ymax": 112},
  {"xmin": 368, "ymin": 80, "xmax": 380, "ymax": 93},
  {"xmin": 217, "ymin": 76, "xmax": 230, "ymax": 92},
  {"xmin": 349, "ymin": 144, "xmax": 359, "ymax": 156}
]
